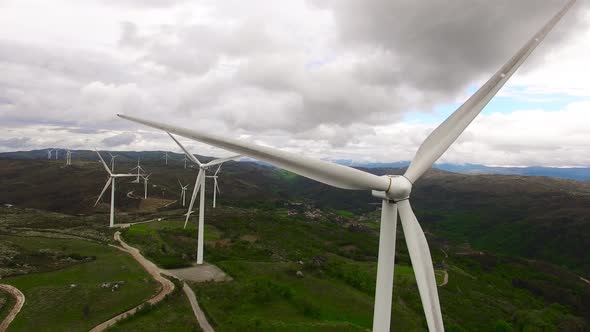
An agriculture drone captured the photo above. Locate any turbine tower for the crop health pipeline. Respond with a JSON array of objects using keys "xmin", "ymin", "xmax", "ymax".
[
  {"xmin": 94, "ymin": 151, "xmax": 138, "ymax": 228},
  {"xmin": 168, "ymin": 133, "xmax": 240, "ymax": 265},
  {"xmin": 181, "ymin": 155, "xmax": 188, "ymax": 169},
  {"xmin": 47, "ymin": 149, "xmax": 54, "ymax": 160},
  {"xmin": 178, "ymin": 180, "xmax": 189, "ymax": 206},
  {"xmin": 119, "ymin": 1, "xmax": 577, "ymax": 330}
]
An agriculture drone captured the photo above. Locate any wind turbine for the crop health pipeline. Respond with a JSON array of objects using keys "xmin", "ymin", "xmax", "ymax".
[
  {"xmin": 131, "ymin": 157, "xmax": 146, "ymax": 183},
  {"xmin": 168, "ymin": 132, "xmax": 240, "ymax": 265},
  {"xmin": 47, "ymin": 149, "xmax": 54, "ymax": 160},
  {"xmin": 94, "ymin": 151, "xmax": 138, "ymax": 228},
  {"xmin": 206, "ymin": 165, "xmax": 223, "ymax": 208},
  {"xmin": 54, "ymin": 149, "xmax": 59, "ymax": 160},
  {"xmin": 108, "ymin": 153, "xmax": 119, "ymax": 171},
  {"xmin": 162, "ymin": 151, "xmax": 170, "ymax": 165},
  {"xmin": 65, "ymin": 150, "xmax": 72, "ymax": 166},
  {"xmin": 118, "ymin": 1, "xmax": 577, "ymax": 330},
  {"xmin": 181, "ymin": 155, "xmax": 189, "ymax": 169},
  {"xmin": 142, "ymin": 173, "xmax": 152, "ymax": 199},
  {"xmin": 178, "ymin": 180, "xmax": 189, "ymax": 207}
]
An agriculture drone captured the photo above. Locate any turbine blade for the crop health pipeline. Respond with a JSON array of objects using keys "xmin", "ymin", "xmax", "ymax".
[
  {"xmin": 168, "ymin": 132, "xmax": 202, "ymax": 166},
  {"xmin": 214, "ymin": 164, "xmax": 222, "ymax": 176},
  {"xmin": 118, "ymin": 114, "xmax": 390, "ymax": 191},
  {"xmin": 95, "ymin": 151, "xmax": 112, "ymax": 175},
  {"xmin": 397, "ymin": 200, "xmax": 443, "ymax": 332},
  {"xmin": 205, "ymin": 155, "xmax": 241, "ymax": 167},
  {"xmin": 404, "ymin": 0, "xmax": 577, "ymax": 183},
  {"xmin": 215, "ymin": 178, "xmax": 220, "ymax": 196},
  {"xmin": 95, "ymin": 177, "xmax": 112, "ymax": 206},
  {"xmin": 184, "ymin": 169, "xmax": 204, "ymax": 228}
]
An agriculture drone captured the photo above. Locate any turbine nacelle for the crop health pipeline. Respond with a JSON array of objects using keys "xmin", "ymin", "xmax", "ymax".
[{"xmin": 372, "ymin": 175, "xmax": 413, "ymax": 201}]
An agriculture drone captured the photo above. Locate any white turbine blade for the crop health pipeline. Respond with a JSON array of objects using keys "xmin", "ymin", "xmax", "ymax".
[
  {"xmin": 184, "ymin": 169, "xmax": 204, "ymax": 228},
  {"xmin": 214, "ymin": 178, "xmax": 220, "ymax": 196},
  {"xmin": 404, "ymin": 0, "xmax": 577, "ymax": 183},
  {"xmin": 397, "ymin": 200, "xmax": 443, "ymax": 332},
  {"xmin": 95, "ymin": 151, "xmax": 112, "ymax": 175},
  {"xmin": 214, "ymin": 164, "xmax": 222, "ymax": 176},
  {"xmin": 205, "ymin": 155, "xmax": 241, "ymax": 167},
  {"xmin": 113, "ymin": 173, "xmax": 138, "ymax": 177},
  {"xmin": 118, "ymin": 114, "xmax": 390, "ymax": 191},
  {"xmin": 178, "ymin": 179, "xmax": 184, "ymax": 189},
  {"xmin": 95, "ymin": 177, "xmax": 112, "ymax": 206},
  {"xmin": 168, "ymin": 132, "xmax": 202, "ymax": 166}
]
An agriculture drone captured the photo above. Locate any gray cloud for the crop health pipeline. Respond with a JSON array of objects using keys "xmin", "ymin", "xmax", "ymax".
[
  {"xmin": 310, "ymin": 0, "xmax": 589, "ymax": 97},
  {"xmin": 0, "ymin": 0, "xmax": 588, "ymax": 166},
  {"xmin": 101, "ymin": 132, "xmax": 137, "ymax": 147},
  {"xmin": 0, "ymin": 137, "xmax": 30, "ymax": 148}
]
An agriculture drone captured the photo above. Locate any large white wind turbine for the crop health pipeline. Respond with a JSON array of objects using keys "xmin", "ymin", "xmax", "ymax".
[
  {"xmin": 94, "ymin": 151, "xmax": 139, "ymax": 228},
  {"xmin": 118, "ymin": 1, "xmax": 576, "ymax": 330},
  {"xmin": 178, "ymin": 180, "xmax": 190, "ymax": 206},
  {"xmin": 168, "ymin": 133, "xmax": 240, "ymax": 265}
]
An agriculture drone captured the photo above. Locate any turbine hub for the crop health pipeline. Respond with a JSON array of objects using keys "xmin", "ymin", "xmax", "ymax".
[{"xmin": 372, "ymin": 175, "xmax": 412, "ymax": 201}]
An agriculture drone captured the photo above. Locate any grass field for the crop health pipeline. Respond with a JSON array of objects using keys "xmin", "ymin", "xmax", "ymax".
[
  {"xmin": 0, "ymin": 235, "xmax": 159, "ymax": 332},
  {"xmin": 0, "ymin": 288, "xmax": 16, "ymax": 324},
  {"xmin": 108, "ymin": 280, "xmax": 201, "ymax": 332},
  {"xmin": 119, "ymin": 207, "xmax": 590, "ymax": 331}
]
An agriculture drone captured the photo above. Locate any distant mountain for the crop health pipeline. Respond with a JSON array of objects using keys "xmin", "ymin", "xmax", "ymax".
[
  {"xmin": 2, "ymin": 149, "xmax": 590, "ymax": 181},
  {"xmin": 1, "ymin": 155, "xmax": 590, "ymax": 277},
  {"xmin": 334, "ymin": 160, "xmax": 590, "ymax": 181}
]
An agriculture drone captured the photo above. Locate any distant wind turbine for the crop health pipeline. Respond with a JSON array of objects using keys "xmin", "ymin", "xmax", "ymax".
[
  {"xmin": 178, "ymin": 180, "xmax": 189, "ymax": 207},
  {"xmin": 142, "ymin": 173, "xmax": 152, "ymax": 199},
  {"xmin": 47, "ymin": 149, "xmax": 54, "ymax": 160},
  {"xmin": 65, "ymin": 150, "xmax": 72, "ymax": 166},
  {"xmin": 206, "ymin": 165, "xmax": 223, "ymax": 208},
  {"xmin": 181, "ymin": 155, "xmax": 188, "ymax": 169},
  {"xmin": 168, "ymin": 132, "xmax": 240, "ymax": 265},
  {"xmin": 108, "ymin": 153, "xmax": 119, "ymax": 172},
  {"xmin": 119, "ymin": 1, "xmax": 577, "ymax": 330},
  {"xmin": 94, "ymin": 151, "xmax": 138, "ymax": 228},
  {"xmin": 162, "ymin": 151, "xmax": 170, "ymax": 165},
  {"xmin": 131, "ymin": 157, "xmax": 146, "ymax": 183}
]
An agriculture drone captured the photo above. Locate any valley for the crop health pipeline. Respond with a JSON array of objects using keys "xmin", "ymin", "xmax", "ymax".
[{"xmin": 0, "ymin": 156, "xmax": 589, "ymax": 331}]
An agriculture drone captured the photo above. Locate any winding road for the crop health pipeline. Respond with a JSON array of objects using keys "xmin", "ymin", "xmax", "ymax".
[
  {"xmin": 90, "ymin": 231, "xmax": 214, "ymax": 332},
  {"xmin": 89, "ymin": 232, "xmax": 175, "ymax": 332},
  {"xmin": 0, "ymin": 284, "xmax": 25, "ymax": 332}
]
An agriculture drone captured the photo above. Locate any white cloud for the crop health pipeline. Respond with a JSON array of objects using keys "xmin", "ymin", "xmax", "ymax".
[{"xmin": 0, "ymin": 0, "xmax": 589, "ymax": 167}]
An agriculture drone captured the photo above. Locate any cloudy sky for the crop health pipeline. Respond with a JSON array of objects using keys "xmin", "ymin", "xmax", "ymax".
[{"xmin": 1, "ymin": 0, "xmax": 589, "ymax": 166}]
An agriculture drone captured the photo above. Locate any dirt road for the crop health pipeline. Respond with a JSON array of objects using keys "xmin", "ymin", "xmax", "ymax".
[
  {"xmin": 182, "ymin": 283, "xmax": 214, "ymax": 332},
  {"xmin": 88, "ymin": 232, "xmax": 175, "ymax": 332},
  {"xmin": 0, "ymin": 284, "xmax": 25, "ymax": 332}
]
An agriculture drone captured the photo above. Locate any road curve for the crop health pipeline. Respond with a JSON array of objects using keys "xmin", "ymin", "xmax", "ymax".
[
  {"xmin": 0, "ymin": 284, "xmax": 25, "ymax": 332},
  {"xmin": 88, "ymin": 232, "xmax": 175, "ymax": 332}
]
